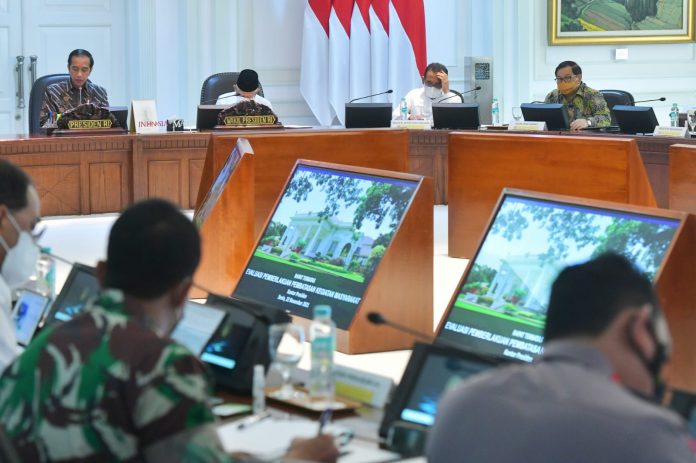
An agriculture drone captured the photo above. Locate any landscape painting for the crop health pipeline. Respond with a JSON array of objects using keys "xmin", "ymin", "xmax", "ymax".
[{"xmin": 550, "ymin": 0, "xmax": 694, "ymax": 44}]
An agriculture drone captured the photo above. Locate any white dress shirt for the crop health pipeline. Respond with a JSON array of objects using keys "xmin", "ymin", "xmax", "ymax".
[
  {"xmin": 0, "ymin": 276, "xmax": 17, "ymax": 374},
  {"xmin": 216, "ymin": 93, "xmax": 274, "ymax": 111},
  {"xmin": 392, "ymin": 87, "xmax": 459, "ymax": 119}
]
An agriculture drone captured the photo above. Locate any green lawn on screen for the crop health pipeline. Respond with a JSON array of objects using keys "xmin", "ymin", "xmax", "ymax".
[
  {"xmin": 454, "ymin": 297, "xmax": 545, "ymax": 329},
  {"xmin": 254, "ymin": 250, "xmax": 365, "ymax": 283}
]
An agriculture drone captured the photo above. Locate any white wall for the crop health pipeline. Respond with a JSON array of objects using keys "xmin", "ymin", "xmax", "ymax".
[{"xmin": 127, "ymin": 0, "xmax": 696, "ymax": 127}]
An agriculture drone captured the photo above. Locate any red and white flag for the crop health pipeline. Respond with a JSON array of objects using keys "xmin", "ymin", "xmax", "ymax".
[
  {"xmin": 301, "ymin": 0, "xmax": 427, "ymax": 125},
  {"xmin": 389, "ymin": 0, "xmax": 427, "ymax": 106},
  {"xmin": 300, "ymin": 0, "xmax": 334, "ymax": 126},
  {"xmin": 329, "ymin": 0, "xmax": 354, "ymax": 125}
]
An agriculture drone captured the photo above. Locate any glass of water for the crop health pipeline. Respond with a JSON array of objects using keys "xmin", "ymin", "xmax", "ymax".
[
  {"xmin": 512, "ymin": 107, "xmax": 523, "ymax": 122},
  {"xmin": 687, "ymin": 108, "xmax": 696, "ymax": 134},
  {"xmin": 268, "ymin": 323, "xmax": 305, "ymax": 399}
]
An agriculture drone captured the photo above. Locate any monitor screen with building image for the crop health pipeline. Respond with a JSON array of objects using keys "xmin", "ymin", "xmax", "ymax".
[
  {"xmin": 232, "ymin": 162, "xmax": 419, "ymax": 329},
  {"xmin": 436, "ymin": 189, "xmax": 681, "ymax": 362}
]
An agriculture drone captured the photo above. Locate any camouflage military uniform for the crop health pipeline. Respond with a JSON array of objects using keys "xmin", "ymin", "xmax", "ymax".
[
  {"xmin": 0, "ymin": 290, "xmax": 233, "ymax": 462},
  {"xmin": 39, "ymin": 78, "xmax": 108, "ymax": 127},
  {"xmin": 544, "ymin": 82, "xmax": 611, "ymax": 127}
]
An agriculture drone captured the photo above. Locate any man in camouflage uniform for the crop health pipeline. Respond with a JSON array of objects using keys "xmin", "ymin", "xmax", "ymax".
[
  {"xmin": 0, "ymin": 199, "xmax": 337, "ymax": 462},
  {"xmin": 544, "ymin": 60, "xmax": 611, "ymax": 131},
  {"xmin": 39, "ymin": 49, "xmax": 109, "ymax": 127}
]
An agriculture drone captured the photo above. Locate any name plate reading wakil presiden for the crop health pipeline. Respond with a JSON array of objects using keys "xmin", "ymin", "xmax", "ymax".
[
  {"xmin": 67, "ymin": 119, "xmax": 113, "ymax": 130},
  {"xmin": 223, "ymin": 114, "xmax": 278, "ymax": 126}
]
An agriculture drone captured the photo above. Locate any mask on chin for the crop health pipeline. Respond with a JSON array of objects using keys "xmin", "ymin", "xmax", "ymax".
[
  {"xmin": 628, "ymin": 310, "xmax": 672, "ymax": 401},
  {"xmin": 424, "ymin": 85, "xmax": 443, "ymax": 100},
  {"xmin": 0, "ymin": 214, "xmax": 40, "ymax": 289},
  {"xmin": 557, "ymin": 80, "xmax": 580, "ymax": 96}
]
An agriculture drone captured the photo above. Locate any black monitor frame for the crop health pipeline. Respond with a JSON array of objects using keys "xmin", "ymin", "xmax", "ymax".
[
  {"xmin": 379, "ymin": 342, "xmax": 504, "ymax": 438},
  {"xmin": 344, "ymin": 103, "xmax": 392, "ymax": 129},
  {"xmin": 612, "ymin": 105, "xmax": 659, "ymax": 135},
  {"xmin": 43, "ymin": 263, "xmax": 98, "ymax": 326},
  {"xmin": 196, "ymin": 105, "xmax": 226, "ymax": 130},
  {"xmin": 107, "ymin": 106, "xmax": 128, "ymax": 130},
  {"xmin": 520, "ymin": 103, "xmax": 570, "ymax": 131},
  {"xmin": 432, "ymin": 103, "xmax": 480, "ymax": 130}
]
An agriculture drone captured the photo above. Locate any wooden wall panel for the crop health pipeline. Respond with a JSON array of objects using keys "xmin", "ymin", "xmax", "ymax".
[
  {"xmin": 147, "ymin": 160, "xmax": 182, "ymax": 204},
  {"xmin": 669, "ymin": 144, "xmax": 696, "ymax": 213},
  {"xmin": 27, "ymin": 164, "xmax": 81, "ymax": 215},
  {"xmin": 88, "ymin": 162, "xmax": 124, "ymax": 213}
]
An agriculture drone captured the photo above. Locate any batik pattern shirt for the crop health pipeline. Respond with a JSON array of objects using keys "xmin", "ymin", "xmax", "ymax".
[
  {"xmin": 0, "ymin": 290, "xmax": 233, "ymax": 463},
  {"xmin": 39, "ymin": 78, "xmax": 108, "ymax": 126},
  {"xmin": 544, "ymin": 82, "xmax": 611, "ymax": 127}
]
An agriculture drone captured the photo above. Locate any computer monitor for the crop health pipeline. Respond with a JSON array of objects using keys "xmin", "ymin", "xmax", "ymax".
[
  {"xmin": 520, "ymin": 103, "xmax": 569, "ymax": 130},
  {"xmin": 232, "ymin": 162, "xmax": 420, "ymax": 329},
  {"xmin": 170, "ymin": 301, "xmax": 227, "ymax": 355},
  {"xmin": 44, "ymin": 263, "xmax": 99, "ymax": 325},
  {"xmin": 12, "ymin": 289, "xmax": 51, "ymax": 347},
  {"xmin": 432, "ymin": 104, "xmax": 480, "ymax": 130},
  {"xmin": 107, "ymin": 106, "xmax": 128, "ymax": 130},
  {"xmin": 196, "ymin": 105, "xmax": 226, "ymax": 130},
  {"xmin": 436, "ymin": 190, "xmax": 681, "ymax": 362},
  {"xmin": 613, "ymin": 105, "xmax": 659, "ymax": 135},
  {"xmin": 344, "ymin": 103, "xmax": 392, "ymax": 129},
  {"xmin": 379, "ymin": 342, "xmax": 503, "ymax": 437}
]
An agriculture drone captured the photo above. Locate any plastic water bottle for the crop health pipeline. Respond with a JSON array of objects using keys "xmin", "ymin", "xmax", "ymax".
[
  {"xmin": 252, "ymin": 364, "xmax": 266, "ymax": 414},
  {"xmin": 491, "ymin": 98, "xmax": 500, "ymax": 125},
  {"xmin": 309, "ymin": 305, "xmax": 336, "ymax": 404},
  {"xmin": 35, "ymin": 247, "xmax": 56, "ymax": 299},
  {"xmin": 400, "ymin": 98, "xmax": 408, "ymax": 121},
  {"xmin": 670, "ymin": 103, "xmax": 680, "ymax": 127}
]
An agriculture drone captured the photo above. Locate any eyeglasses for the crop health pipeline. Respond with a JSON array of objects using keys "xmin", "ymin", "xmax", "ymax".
[
  {"xmin": 424, "ymin": 81, "xmax": 443, "ymax": 89},
  {"xmin": 554, "ymin": 75, "xmax": 576, "ymax": 83}
]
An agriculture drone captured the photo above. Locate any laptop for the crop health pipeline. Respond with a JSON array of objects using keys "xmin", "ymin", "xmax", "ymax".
[
  {"xmin": 44, "ymin": 263, "xmax": 100, "ymax": 325},
  {"xmin": 170, "ymin": 301, "xmax": 227, "ymax": 355},
  {"xmin": 379, "ymin": 342, "xmax": 504, "ymax": 438},
  {"xmin": 12, "ymin": 289, "xmax": 51, "ymax": 351}
]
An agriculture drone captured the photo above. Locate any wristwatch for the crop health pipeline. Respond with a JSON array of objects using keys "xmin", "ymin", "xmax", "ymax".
[{"xmin": 586, "ymin": 118, "xmax": 593, "ymax": 127}]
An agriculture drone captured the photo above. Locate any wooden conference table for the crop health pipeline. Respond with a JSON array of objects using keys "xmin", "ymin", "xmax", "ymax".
[{"xmin": 0, "ymin": 127, "xmax": 692, "ymax": 217}]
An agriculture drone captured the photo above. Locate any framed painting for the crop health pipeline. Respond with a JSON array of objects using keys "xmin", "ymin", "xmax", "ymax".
[{"xmin": 549, "ymin": 0, "xmax": 695, "ymax": 45}]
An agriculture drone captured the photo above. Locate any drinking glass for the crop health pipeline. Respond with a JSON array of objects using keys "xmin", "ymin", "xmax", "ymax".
[
  {"xmin": 268, "ymin": 323, "xmax": 305, "ymax": 399},
  {"xmin": 687, "ymin": 108, "xmax": 696, "ymax": 134},
  {"xmin": 512, "ymin": 107, "xmax": 523, "ymax": 122}
]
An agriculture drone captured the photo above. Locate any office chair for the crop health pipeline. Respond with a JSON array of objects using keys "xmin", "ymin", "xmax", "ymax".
[
  {"xmin": 200, "ymin": 72, "xmax": 265, "ymax": 105},
  {"xmin": 600, "ymin": 89, "xmax": 635, "ymax": 126},
  {"xmin": 28, "ymin": 73, "xmax": 70, "ymax": 134}
]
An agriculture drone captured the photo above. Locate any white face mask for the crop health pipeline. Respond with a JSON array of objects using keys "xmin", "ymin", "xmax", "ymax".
[
  {"xmin": 424, "ymin": 85, "xmax": 443, "ymax": 99},
  {"xmin": 0, "ymin": 213, "xmax": 40, "ymax": 289}
]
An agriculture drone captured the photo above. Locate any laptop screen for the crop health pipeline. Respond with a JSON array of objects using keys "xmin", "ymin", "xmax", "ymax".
[
  {"xmin": 48, "ymin": 264, "xmax": 100, "ymax": 324},
  {"xmin": 171, "ymin": 301, "xmax": 227, "ymax": 355},
  {"xmin": 12, "ymin": 290, "xmax": 50, "ymax": 346}
]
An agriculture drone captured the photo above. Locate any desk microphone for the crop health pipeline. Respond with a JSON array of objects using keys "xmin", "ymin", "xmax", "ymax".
[
  {"xmin": 348, "ymin": 89, "xmax": 393, "ymax": 103},
  {"xmin": 200, "ymin": 93, "xmax": 239, "ymax": 105},
  {"xmin": 438, "ymin": 86, "xmax": 482, "ymax": 103},
  {"xmin": 367, "ymin": 311, "xmax": 503, "ymax": 362},
  {"xmin": 633, "ymin": 97, "xmax": 666, "ymax": 104}
]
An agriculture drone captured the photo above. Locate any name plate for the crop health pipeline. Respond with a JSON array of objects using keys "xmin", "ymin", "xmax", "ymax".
[
  {"xmin": 653, "ymin": 125, "xmax": 688, "ymax": 138},
  {"xmin": 223, "ymin": 115, "xmax": 277, "ymax": 126},
  {"xmin": 67, "ymin": 119, "xmax": 112, "ymax": 129},
  {"xmin": 391, "ymin": 119, "xmax": 432, "ymax": 130},
  {"xmin": 508, "ymin": 121, "xmax": 547, "ymax": 132},
  {"xmin": 334, "ymin": 364, "xmax": 394, "ymax": 408}
]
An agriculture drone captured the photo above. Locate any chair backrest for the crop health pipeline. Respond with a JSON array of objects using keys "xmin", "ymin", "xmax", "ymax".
[
  {"xmin": 0, "ymin": 425, "xmax": 21, "ymax": 463},
  {"xmin": 29, "ymin": 73, "xmax": 69, "ymax": 134},
  {"xmin": 600, "ymin": 89, "xmax": 635, "ymax": 126},
  {"xmin": 199, "ymin": 72, "xmax": 264, "ymax": 104}
]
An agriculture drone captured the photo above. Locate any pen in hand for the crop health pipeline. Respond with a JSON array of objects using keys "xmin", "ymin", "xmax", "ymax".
[
  {"xmin": 317, "ymin": 408, "xmax": 333, "ymax": 435},
  {"xmin": 236, "ymin": 411, "xmax": 271, "ymax": 430}
]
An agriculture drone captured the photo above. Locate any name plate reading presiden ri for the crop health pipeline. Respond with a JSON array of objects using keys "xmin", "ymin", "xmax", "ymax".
[{"xmin": 67, "ymin": 119, "xmax": 113, "ymax": 129}]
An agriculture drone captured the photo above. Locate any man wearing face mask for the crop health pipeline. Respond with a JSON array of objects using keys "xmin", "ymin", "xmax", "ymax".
[
  {"xmin": 544, "ymin": 60, "xmax": 611, "ymax": 131},
  {"xmin": 0, "ymin": 160, "xmax": 41, "ymax": 374},
  {"xmin": 427, "ymin": 253, "xmax": 696, "ymax": 462},
  {"xmin": 392, "ymin": 62, "xmax": 459, "ymax": 120},
  {"xmin": 0, "ymin": 199, "xmax": 338, "ymax": 462}
]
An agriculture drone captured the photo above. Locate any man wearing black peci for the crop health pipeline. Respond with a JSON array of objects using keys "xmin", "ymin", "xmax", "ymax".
[{"xmin": 39, "ymin": 49, "xmax": 109, "ymax": 127}]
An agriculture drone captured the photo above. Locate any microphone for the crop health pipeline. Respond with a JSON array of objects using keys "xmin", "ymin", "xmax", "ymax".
[
  {"xmin": 633, "ymin": 97, "xmax": 666, "ymax": 104},
  {"xmin": 438, "ymin": 85, "xmax": 482, "ymax": 103},
  {"xmin": 200, "ymin": 93, "xmax": 239, "ymax": 106},
  {"xmin": 41, "ymin": 248, "xmax": 74, "ymax": 266},
  {"xmin": 367, "ymin": 311, "xmax": 503, "ymax": 362},
  {"xmin": 348, "ymin": 89, "xmax": 393, "ymax": 103}
]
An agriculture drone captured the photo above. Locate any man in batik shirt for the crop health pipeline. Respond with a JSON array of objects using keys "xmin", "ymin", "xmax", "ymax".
[
  {"xmin": 0, "ymin": 199, "xmax": 337, "ymax": 463},
  {"xmin": 39, "ymin": 49, "xmax": 109, "ymax": 127}
]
